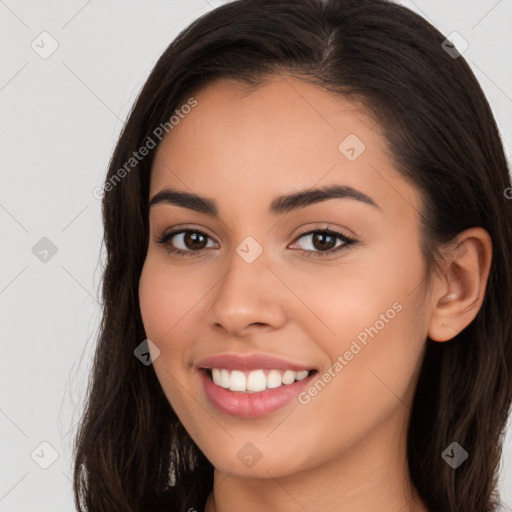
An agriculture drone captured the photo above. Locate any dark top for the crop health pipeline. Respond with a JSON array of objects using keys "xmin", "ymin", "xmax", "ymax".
[{"xmin": 142, "ymin": 488, "xmax": 179, "ymax": 511}]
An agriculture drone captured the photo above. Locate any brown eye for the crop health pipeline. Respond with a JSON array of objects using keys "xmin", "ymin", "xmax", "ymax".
[
  {"xmin": 290, "ymin": 229, "xmax": 357, "ymax": 259},
  {"xmin": 182, "ymin": 231, "xmax": 208, "ymax": 250},
  {"xmin": 310, "ymin": 232, "xmax": 337, "ymax": 251},
  {"xmin": 156, "ymin": 229, "xmax": 218, "ymax": 256}
]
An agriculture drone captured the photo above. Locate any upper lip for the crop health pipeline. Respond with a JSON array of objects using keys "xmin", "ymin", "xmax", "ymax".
[{"xmin": 196, "ymin": 353, "xmax": 315, "ymax": 372}]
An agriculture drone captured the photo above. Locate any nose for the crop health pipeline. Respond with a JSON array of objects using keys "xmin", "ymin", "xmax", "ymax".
[{"xmin": 206, "ymin": 246, "xmax": 288, "ymax": 338}]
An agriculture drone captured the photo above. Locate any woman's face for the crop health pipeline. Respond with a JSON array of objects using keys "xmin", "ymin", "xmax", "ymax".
[{"xmin": 139, "ymin": 75, "xmax": 433, "ymax": 479}]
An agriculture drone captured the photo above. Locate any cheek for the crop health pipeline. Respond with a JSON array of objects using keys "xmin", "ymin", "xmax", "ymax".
[
  {"xmin": 286, "ymin": 236, "xmax": 425, "ymax": 347},
  {"xmin": 284, "ymin": 285, "xmax": 427, "ymax": 471},
  {"xmin": 138, "ymin": 258, "xmax": 200, "ymax": 341},
  {"xmin": 138, "ymin": 260, "xmax": 199, "ymax": 409},
  {"xmin": 288, "ymin": 235, "xmax": 428, "ymax": 413},
  {"xmin": 138, "ymin": 257, "xmax": 214, "ymax": 399},
  {"xmin": 138, "ymin": 260, "xmax": 200, "ymax": 414},
  {"xmin": 287, "ymin": 312, "xmax": 425, "ymax": 472}
]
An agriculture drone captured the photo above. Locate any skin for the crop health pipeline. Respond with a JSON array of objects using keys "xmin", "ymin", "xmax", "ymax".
[{"xmin": 138, "ymin": 75, "xmax": 492, "ymax": 512}]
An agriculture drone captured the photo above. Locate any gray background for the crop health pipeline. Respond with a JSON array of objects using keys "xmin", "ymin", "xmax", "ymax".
[{"xmin": 1, "ymin": 1, "xmax": 511, "ymax": 510}]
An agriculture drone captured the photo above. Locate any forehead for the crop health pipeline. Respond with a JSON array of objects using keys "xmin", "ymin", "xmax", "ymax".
[{"xmin": 150, "ymin": 75, "xmax": 421, "ymax": 221}]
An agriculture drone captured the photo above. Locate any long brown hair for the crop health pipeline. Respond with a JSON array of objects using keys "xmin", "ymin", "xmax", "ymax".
[{"xmin": 73, "ymin": 1, "xmax": 512, "ymax": 511}]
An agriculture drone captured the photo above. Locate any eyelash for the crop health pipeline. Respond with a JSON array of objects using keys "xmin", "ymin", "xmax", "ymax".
[{"xmin": 156, "ymin": 226, "xmax": 357, "ymax": 259}]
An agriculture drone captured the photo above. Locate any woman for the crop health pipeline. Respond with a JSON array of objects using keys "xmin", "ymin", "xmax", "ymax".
[{"xmin": 73, "ymin": 1, "xmax": 512, "ymax": 511}]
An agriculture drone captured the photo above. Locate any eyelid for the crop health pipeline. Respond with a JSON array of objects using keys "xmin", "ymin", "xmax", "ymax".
[
  {"xmin": 292, "ymin": 224, "xmax": 355, "ymax": 241},
  {"xmin": 156, "ymin": 224, "xmax": 217, "ymax": 242}
]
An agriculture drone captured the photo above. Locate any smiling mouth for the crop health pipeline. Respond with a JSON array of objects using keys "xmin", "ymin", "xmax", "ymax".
[{"xmin": 204, "ymin": 368, "xmax": 317, "ymax": 393}]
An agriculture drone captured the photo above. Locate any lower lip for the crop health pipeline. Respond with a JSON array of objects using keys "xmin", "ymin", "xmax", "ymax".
[{"xmin": 199, "ymin": 369, "xmax": 316, "ymax": 418}]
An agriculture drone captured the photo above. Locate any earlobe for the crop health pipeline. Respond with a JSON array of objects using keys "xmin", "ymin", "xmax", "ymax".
[{"xmin": 427, "ymin": 227, "xmax": 492, "ymax": 343}]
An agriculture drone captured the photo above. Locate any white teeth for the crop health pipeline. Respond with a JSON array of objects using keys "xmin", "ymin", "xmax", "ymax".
[
  {"xmin": 267, "ymin": 369, "xmax": 282, "ymax": 389},
  {"xmin": 230, "ymin": 370, "xmax": 246, "ymax": 392},
  {"xmin": 296, "ymin": 370, "xmax": 309, "ymax": 381},
  {"xmin": 282, "ymin": 370, "xmax": 296, "ymax": 385},
  {"xmin": 220, "ymin": 369, "xmax": 231, "ymax": 388},
  {"xmin": 246, "ymin": 369, "xmax": 267, "ymax": 392},
  {"xmin": 210, "ymin": 368, "xmax": 311, "ymax": 392},
  {"xmin": 212, "ymin": 368, "xmax": 222, "ymax": 386}
]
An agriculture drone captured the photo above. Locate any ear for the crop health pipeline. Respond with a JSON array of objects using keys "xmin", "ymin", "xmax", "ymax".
[{"xmin": 428, "ymin": 227, "xmax": 493, "ymax": 342}]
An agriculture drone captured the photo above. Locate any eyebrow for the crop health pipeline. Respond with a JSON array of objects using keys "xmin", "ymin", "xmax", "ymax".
[{"xmin": 149, "ymin": 184, "xmax": 380, "ymax": 216}]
